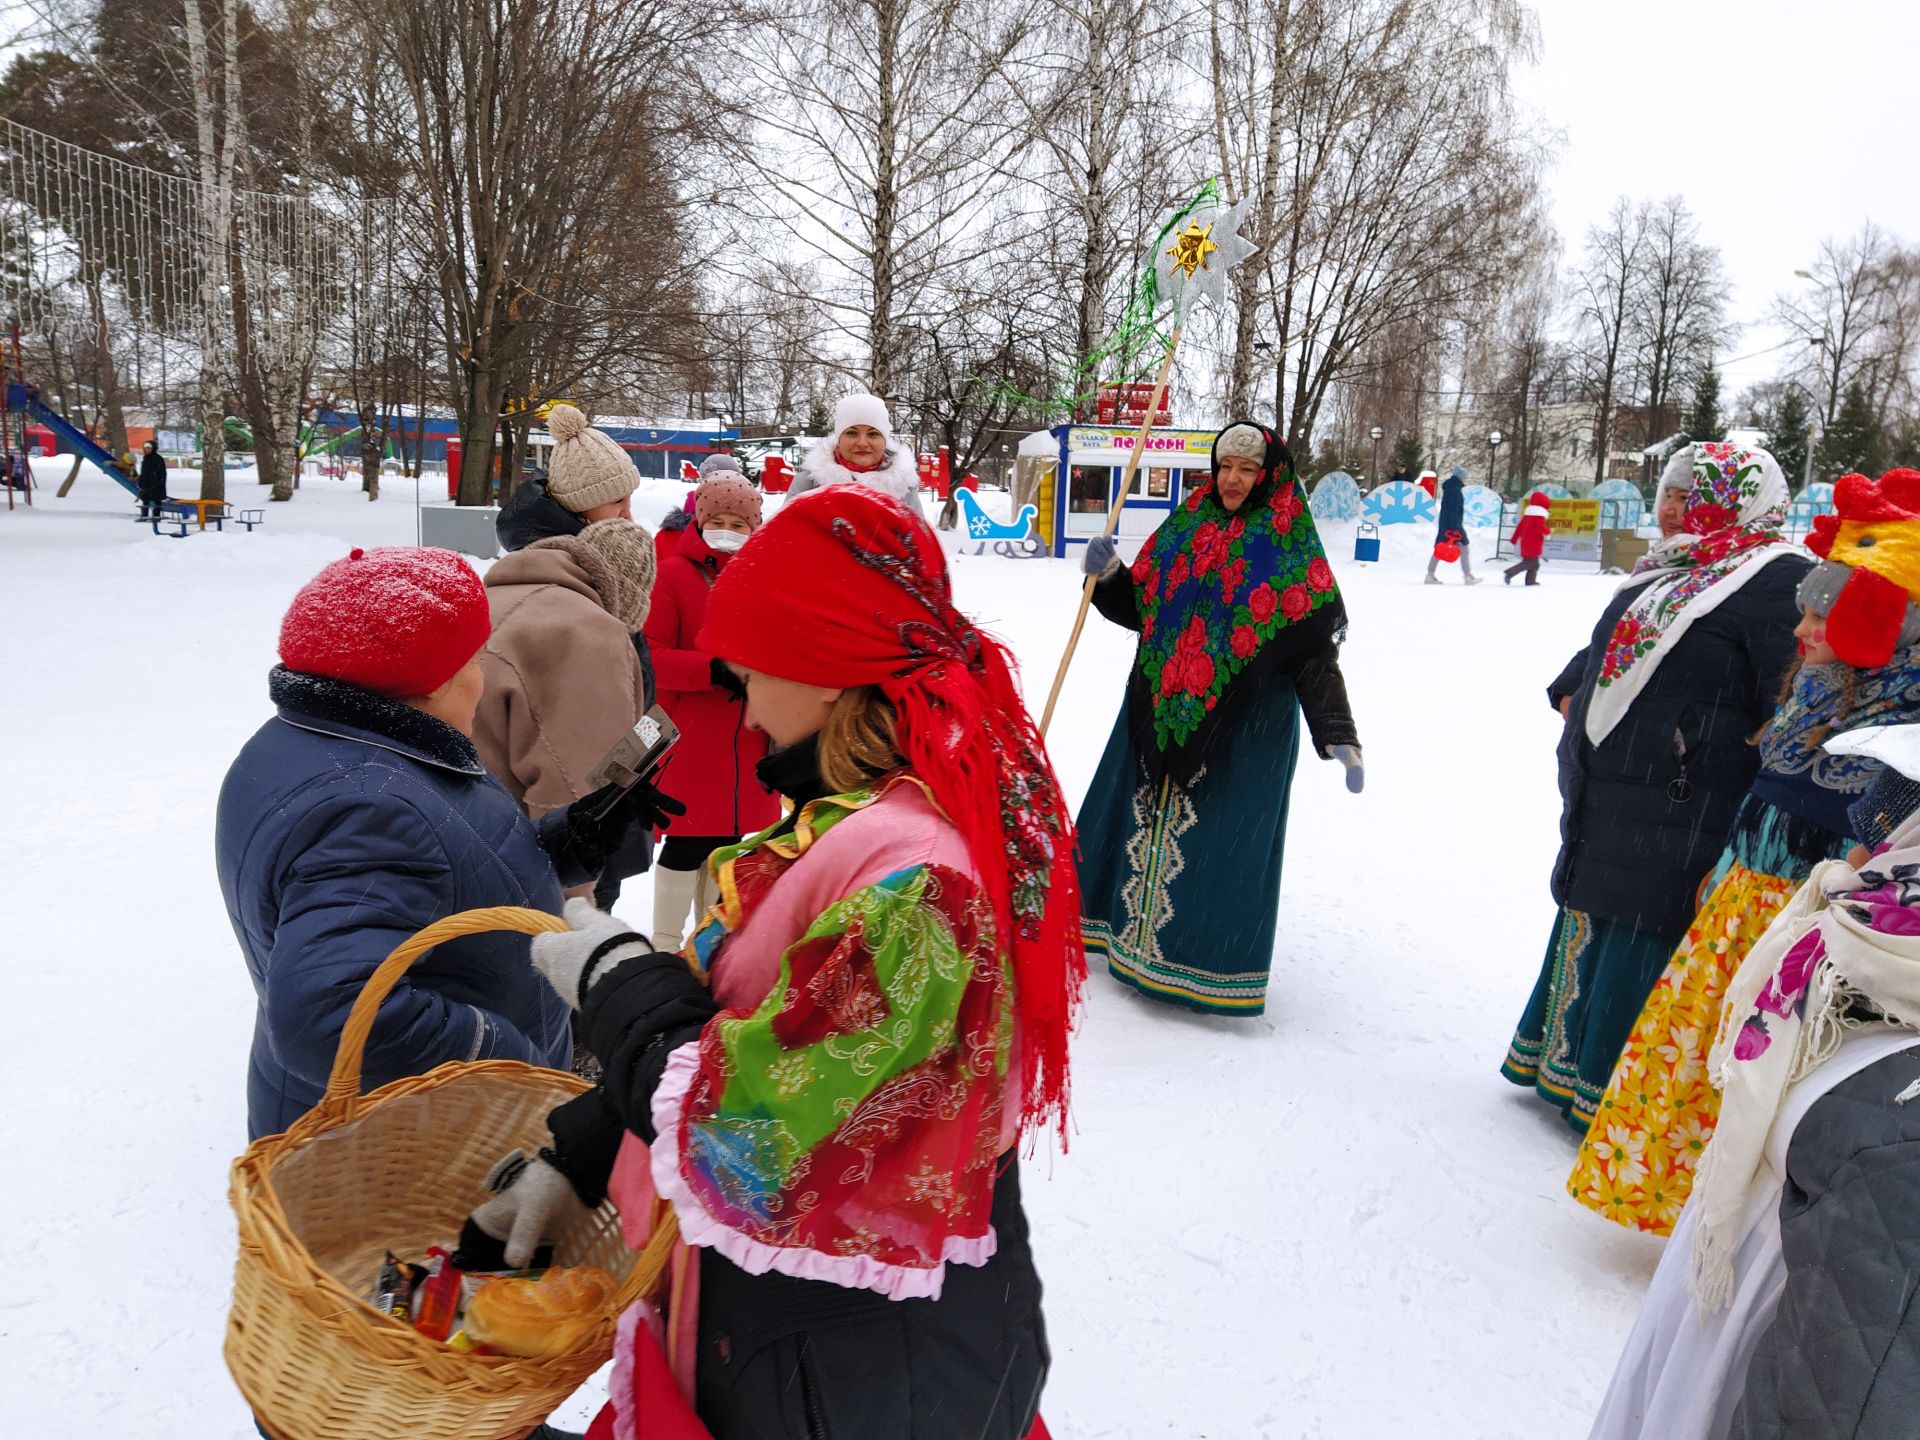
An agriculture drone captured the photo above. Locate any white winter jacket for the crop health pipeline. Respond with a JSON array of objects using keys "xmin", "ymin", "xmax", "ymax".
[{"xmin": 788, "ymin": 442, "xmax": 926, "ymax": 517}]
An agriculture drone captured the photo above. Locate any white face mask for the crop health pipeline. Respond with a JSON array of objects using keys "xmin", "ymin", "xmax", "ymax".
[{"xmin": 703, "ymin": 527, "xmax": 749, "ymax": 553}]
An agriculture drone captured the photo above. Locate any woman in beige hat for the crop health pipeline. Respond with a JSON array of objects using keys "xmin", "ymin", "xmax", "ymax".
[{"xmin": 495, "ymin": 402, "xmax": 640, "ymax": 550}]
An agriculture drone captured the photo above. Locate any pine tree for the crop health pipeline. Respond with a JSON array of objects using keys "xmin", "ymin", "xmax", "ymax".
[
  {"xmin": 1891, "ymin": 419, "xmax": 1920, "ymax": 471},
  {"xmin": 1390, "ymin": 431, "xmax": 1423, "ymax": 475},
  {"xmin": 1686, "ymin": 361, "xmax": 1722, "ymax": 443},
  {"xmin": 1818, "ymin": 381, "xmax": 1886, "ymax": 480},
  {"xmin": 1769, "ymin": 389, "xmax": 1811, "ymax": 490}
]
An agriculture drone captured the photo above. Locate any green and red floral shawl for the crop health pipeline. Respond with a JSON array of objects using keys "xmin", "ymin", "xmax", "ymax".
[{"xmin": 1124, "ymin": 462, "xmax": 1345, "ymax": 776}]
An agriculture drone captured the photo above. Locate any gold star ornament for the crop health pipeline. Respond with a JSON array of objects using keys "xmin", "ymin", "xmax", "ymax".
[
  {"xmin": 1167, "ymin": 221, "xmax": 1218, "ymax": 277},
  {"xmin": 1153, "ymin": 195, "xmax": 1256, "ymax": 313}
]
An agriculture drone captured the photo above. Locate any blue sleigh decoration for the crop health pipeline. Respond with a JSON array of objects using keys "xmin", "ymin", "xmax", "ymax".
[{"xmin": 956, "ymin": 487, "xmax": 1044, "ymax": 557}]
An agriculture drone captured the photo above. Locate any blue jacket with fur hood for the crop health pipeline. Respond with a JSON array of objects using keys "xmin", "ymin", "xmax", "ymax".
[{"xmin": 217, "ymin": 668, "xmax": 572, "ymax": 1139}]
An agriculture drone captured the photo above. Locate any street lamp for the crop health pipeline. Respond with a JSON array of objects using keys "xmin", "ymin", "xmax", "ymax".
[
  {"xmin": 1370, "ymin": 425, "xmax": 1383, "ymax": 486},
  {"xmin": 1488, "ymin": 429, "xmax": 1505, "ymax": 493}
]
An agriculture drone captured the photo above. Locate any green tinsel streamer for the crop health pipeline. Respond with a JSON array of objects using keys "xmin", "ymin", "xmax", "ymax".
[{"xmin": 990, "ymin": 177, "xmax": 1221, "ymax": 420}]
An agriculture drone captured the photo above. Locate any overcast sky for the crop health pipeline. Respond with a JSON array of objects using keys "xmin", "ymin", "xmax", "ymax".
[{"xmin": 1511, "ymin": 0, "xmax": 1918, "ymax": 402}]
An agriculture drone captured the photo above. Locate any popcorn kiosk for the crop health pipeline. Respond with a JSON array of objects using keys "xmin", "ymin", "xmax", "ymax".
[{"xmin": 1026, "ymin": 424, "xmax": 1219, "ymax": 559}]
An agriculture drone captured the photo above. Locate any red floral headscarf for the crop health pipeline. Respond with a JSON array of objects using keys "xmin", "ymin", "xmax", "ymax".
[{"xmin": 697, "ymin": 486, "xmax": 1085, "ymax": 1136}]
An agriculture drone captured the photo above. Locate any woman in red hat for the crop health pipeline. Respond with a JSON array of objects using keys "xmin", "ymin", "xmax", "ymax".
[{"xmin": 466, "ymin": 488, "xmax": 1080, "ymax": 1439}]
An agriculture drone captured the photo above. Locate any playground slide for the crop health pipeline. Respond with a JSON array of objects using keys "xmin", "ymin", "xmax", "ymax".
[{"xmin": 5, "ymin": 382, "xmax": 139, "ymax": 497}]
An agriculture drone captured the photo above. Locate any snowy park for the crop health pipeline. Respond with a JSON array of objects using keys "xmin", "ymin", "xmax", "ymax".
[
  {"xmin": 3, "ymin": 0, "xmax": 1919, "ymax": 1435},
  {"xmin": 3, "ymin": 461, "xmax": 1662, "ymax": 1438}
]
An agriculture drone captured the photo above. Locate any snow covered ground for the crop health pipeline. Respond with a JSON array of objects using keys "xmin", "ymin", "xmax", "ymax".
[{"xmin": 1, "ymin": 463, "xmax": 1666, "ymax": 1438}]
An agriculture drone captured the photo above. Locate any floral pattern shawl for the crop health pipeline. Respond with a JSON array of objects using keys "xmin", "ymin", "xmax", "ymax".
[
  {"xmin": 1689, "ymin": 785, "xmax": 1920, "ymax": 1309},
  {"xmin": 1126, "ymin": 444, "xmax": 1343, "ymax": 764},
  {"xmin": 1586, "ymin": 442, "xmax": 1798, "ymax": 746},
  {"xmin": 656, "ymin": 777, "xmax": 1014, "ymax": 1300},
  {"xmin": 1757, "ymin": 647, "xmax": 1920, "ymax": 796}
]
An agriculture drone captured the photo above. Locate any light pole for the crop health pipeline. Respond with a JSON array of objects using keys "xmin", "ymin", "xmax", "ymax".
[
  {"xmin": 1488, "ymin": 429, "xmax": 1505, "ymax": 494},
  {"xmin": 1370, "ymin": 425, "xmax": 1383, "ymax": 487}
]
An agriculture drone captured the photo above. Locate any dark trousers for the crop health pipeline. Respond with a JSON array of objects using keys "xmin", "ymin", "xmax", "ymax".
[
  {"xmin": 1505, "ymin": 555, "xmax": 1540, "ymax": 585},
  {"xmin": 693, "ymin": 1162, "xmax": 1047, "ymax": 1440}
]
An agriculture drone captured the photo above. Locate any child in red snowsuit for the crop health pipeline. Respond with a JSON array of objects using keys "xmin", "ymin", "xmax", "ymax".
[{"xmin": 1505, "ymin": 493, "xmax": 1553, "ymax": 586}]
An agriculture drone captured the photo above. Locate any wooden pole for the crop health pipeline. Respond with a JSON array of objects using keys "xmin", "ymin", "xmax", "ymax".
[{"xmin": 1040, "ymin": 321, "xmax": 1184, "ymax": 734}]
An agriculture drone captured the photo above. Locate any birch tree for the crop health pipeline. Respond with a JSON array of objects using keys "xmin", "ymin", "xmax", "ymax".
[
  {"xmin": 726, "ymin": 0, "xmax": 1044, "ymax": 402},
  {"xmin": 180, "ymin": 0, "xmax": 239, "ymax": 502},
  {"xmin": 1206, "ymin": 0, "xmax": 1542, "ymax": 449}
]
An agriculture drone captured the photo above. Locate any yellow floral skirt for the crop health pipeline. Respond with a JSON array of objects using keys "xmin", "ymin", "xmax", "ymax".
[{"xmin": 1566, "ymin": 858, "xmax": 1806, "ymax": 1234}]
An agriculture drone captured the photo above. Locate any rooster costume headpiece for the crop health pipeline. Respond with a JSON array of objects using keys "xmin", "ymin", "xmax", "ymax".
[{"xmin": 1805, "ymin": 469, "xmax": 1920, "ymax": 667}]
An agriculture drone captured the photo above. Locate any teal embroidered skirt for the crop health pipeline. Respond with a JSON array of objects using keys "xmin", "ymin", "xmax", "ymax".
[
  {"xmin": 1077, "ymin": 682, "xmax": 1300, "ymax": 1015},
  {"xmin": 1500, "ymin": 908, "xmax": 1679, "ymax": 1131}
]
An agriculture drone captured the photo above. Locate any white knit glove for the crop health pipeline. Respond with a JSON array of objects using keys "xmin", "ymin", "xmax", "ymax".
[
  {"xmin": 469, "ymin": 1149, "xmax": 592, "ymax": 1269},
  {"xmin": 529, "ymin": 897, "xmax": 653, "ymax": 1009}
]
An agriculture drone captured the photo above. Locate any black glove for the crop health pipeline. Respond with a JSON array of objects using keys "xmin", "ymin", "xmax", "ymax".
[
  {"xmin": 538, "ymin": 779, "xmax": 687, "ymax": 888},
  {"xmin": 710, "ymin": 656, "xmax": 745, "ymax": 698}
]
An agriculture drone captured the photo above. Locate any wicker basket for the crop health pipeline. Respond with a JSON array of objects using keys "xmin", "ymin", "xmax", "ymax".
[{"xmin": 226, "ymin": 906, "xmax": 676, "ymax": 1440}]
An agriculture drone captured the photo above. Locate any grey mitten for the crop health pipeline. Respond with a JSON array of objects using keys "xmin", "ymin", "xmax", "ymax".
[
  {"xmin": 1081, "ymin": 534, "xmax": 1121, "ymax": 579},
  {"xmin": 529, "ymin": 897, "xmax": 654, "ymax": 1009},
  {"xmin": 468, "ymin": 1148, "xmax": 593, "ymax": 1269},
  {"xmin": 1330, "ymin": 743, "xmax": 1365, "ymax": 794}
]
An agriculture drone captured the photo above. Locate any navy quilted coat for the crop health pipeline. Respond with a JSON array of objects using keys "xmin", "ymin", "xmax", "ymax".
[
  {"xmin": 218, "ymin": 668, "xmax": 571, "ymax": 1139},
  {"xmin": 1548, "ymin": 553, "xmax": 1810, "ymax": 940}
]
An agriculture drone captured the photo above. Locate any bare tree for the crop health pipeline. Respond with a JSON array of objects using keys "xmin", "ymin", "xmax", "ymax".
[
  {"xmin": 1631, "ymin": 195, "xmax": 1729, "ymax": 456},
  {"xmin": 1573, "ymin": 197, "xmax": 1648, "ymax": 484},
  {"xmin": 995, "ymin": 0, "xmax": 1196, "ymax": 414},
  {"xmin": 725, "ymin": 0, "xmax": 1045, "ymax": 402},
  {"xmin": 366, "ymin": 0, "xmax": 714, "ymax": 504},
  {"xmin": 179, "ymin": 0, "xmax": 240, "ymax": 501},
  {"xmin": 1207, "ymin": 0, "xmax": 1544, "ymax": 450},
  {"xmin": 1776, "ymin": 225, "xmax": 1897, "ymax": 427}
]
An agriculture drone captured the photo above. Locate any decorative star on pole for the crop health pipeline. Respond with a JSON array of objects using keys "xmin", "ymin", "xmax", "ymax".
[{"xmin": 1151, "ymin": 195, "xmax": 1256, "ymax": 314}]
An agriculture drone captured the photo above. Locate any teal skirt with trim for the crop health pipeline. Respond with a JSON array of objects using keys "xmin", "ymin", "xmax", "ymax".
[{"xmin": 1077, "ymin": 682, "xmax": 1300, "ymax": 1016}]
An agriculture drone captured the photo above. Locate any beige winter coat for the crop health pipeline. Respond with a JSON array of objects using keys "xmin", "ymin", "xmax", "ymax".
[{"xmin": 473, "ymin": 537, "xmax": 646, "ymax": 820}]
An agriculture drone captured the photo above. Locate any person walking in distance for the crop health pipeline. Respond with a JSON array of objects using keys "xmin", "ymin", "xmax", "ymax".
[
  {"xmin": 1505, "ymin": 492, "xmax": 1552, "ymax": 585},
  {"xmin": 1426, "ymin": 465, "xmax": 1481, "ymax": 585}
]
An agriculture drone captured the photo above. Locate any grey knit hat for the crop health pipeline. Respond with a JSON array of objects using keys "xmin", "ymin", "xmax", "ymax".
[
  {"xmin": 698, "ymin": 453, "xmax": 744, "ymax": 480},
  {"xmin": 545, "ymin": 403, "xmax": 638, "ymax": 515},
  {"xmin": 1796, "ymin": 558, "xmax": 1920, "ymax": 649},
  {"xmin": 576, "ymin": 518, "xmax": 657, "ymax": 630},
  {"xmin": 1215, "ymin": 423, "xmax": 1267, "ymax": 464}
]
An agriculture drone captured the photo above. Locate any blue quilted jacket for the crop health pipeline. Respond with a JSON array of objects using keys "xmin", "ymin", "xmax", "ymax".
[{"xmin": 218, "ymin": 668, "xmax": 571, "ymax": 1139}]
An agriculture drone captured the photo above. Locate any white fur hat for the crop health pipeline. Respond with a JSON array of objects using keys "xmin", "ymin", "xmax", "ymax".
[
  {"xmin": 831, "ymin": 393, "xmax": 892, "ymax": 442},
  {"xmin": 1657, "ymin": 445, "xmax": 1695, "ymax": 495}
]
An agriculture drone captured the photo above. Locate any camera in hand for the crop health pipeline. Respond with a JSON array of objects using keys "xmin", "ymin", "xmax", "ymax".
[{"xmin": 582, "ymin": 706, "xmax": 681, "ymax": 821}]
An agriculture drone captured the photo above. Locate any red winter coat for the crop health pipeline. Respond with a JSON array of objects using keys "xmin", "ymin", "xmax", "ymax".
[
  {"xmin": 1511, "ymin": 503, "xmax": 1552, "ymax": 559},
  {"xmin": 642, "ymin": 528, "xmax": 780, "ymax": 839}
]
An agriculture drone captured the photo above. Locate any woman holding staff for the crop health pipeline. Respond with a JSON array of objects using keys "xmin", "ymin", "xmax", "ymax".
[{"xmin": 1076, "ymin": 420, "xmax": 1362, "ymax": 1015}]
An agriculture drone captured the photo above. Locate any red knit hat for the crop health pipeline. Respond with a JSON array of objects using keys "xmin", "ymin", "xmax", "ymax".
[
  {"xmin": 698, "ymin": 487, "xmax": 1085, "ymax": 1137},
  {"xmin": 278, "ymin": 546, "xmax": 491, "ymax": 698}
]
